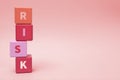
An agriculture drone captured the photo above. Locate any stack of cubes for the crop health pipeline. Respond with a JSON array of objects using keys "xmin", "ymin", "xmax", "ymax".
[{"xmin": 10, "ymin": 8, "xmax": 33, "ymax": 73}]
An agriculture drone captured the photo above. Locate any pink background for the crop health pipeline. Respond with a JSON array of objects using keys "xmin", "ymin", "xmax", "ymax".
[{"xmin": 0, "ymin": 0, "xmax": 120, "ymax": 80}]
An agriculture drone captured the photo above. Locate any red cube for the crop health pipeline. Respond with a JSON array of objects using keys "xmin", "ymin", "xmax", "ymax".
[
  {"xmin": 16, "ymin": 24, "xmax": 33, "ymax": 41},
  {"xmin": 16, "ymin": 54, "xmax": 32, "ymax": 73}
]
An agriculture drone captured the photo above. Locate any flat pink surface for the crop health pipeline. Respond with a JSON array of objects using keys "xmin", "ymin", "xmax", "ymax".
[{"xmin": 0, "ymin": 0, "xmax": 120, "ymax": 80}]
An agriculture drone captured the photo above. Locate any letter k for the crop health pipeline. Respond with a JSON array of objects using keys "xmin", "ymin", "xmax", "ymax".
[{"xmin": 20, "ymin": 61, "xmax": 27, "ymax": 69}]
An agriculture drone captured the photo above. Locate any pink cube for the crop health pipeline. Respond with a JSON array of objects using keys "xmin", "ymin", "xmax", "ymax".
[{"xmin": 10, "ymin": 41, "xmax": 27, "ymax": 57}]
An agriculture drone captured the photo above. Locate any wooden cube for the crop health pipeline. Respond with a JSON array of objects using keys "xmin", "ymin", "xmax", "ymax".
[
  {"xmin": 15, "ymin": 8, "xmax": 32, "ymax": 24},
  {"xmin": 16, "ymin": 54, "xmax": 32, "ymax": 73},
  {"xmin": 16, "ymin": 24, "xmax": 33, "ymax": 41},
  {"xmin": 10, "ymin": 41, "xmax": 27, "ymax": 57}
]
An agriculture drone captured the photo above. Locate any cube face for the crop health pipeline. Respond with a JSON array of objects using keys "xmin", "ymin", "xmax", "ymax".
[
  {"xmin": 15, "ymin": 8, "xmax": 32, "ymax": 24},
  {"xmin": 16, "ymin": 25, "xmax": 33, "ymax": 41},
  {"xmin": 16, "ymin": 55, "xmax": 32, "ymax": 73},
  {"xmin": 10, "ymin": 42, "xmax": 27, "ymax": 57}
]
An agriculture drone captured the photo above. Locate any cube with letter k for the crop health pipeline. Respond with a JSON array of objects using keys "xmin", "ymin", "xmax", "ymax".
[{"xmin": 16, "ymin": 55, "xmax": 32, "ymax": 73}]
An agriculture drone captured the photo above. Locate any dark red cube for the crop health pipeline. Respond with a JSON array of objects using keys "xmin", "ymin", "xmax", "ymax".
[
  {"xmin": 16, "ymin": 24, "xmax": 33, "ymax": 41},
  {"xmin": 16, "ymin": 54, "xmax": 32, "ymax": 73}
]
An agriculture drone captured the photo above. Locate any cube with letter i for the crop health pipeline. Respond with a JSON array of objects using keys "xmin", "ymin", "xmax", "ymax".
[{"xmin": 16, "ymin": 24, "xmax": 33, "ymax": 41}]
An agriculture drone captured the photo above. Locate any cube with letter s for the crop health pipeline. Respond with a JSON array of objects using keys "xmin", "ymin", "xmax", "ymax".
[{"xmin": 10, "ymin": 41, "xmax": 27, "ymax": 57}]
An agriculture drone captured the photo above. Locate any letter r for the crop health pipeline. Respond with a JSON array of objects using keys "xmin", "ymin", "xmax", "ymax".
[{"xmin": 20, "ymin": 12, "xmax": 27, "ymax": 20}]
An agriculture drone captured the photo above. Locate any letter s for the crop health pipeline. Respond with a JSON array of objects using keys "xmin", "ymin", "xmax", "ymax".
[{"xmin": 15, "ymin": 45, "xmax": 21, "ymax": 53}]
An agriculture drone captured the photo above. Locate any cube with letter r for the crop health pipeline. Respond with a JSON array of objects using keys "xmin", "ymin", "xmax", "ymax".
[
  {"xmin": 15, "ymin": 8, "xmax": 32, "ymax": 24},
  {"xmin": 10, "ymin": 41, "xmax": 27, "ymax": 57}
]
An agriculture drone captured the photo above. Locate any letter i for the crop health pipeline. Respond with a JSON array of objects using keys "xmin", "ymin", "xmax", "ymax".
[{"xmin": 23, "ymin": 28, "xmax": 26, "ymax": 37}]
